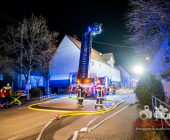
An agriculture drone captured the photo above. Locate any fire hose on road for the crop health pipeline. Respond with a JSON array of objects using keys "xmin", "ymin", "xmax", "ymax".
[{"xmin": 28, "ymin": 97, "xmax": 125, "ymax": 140}]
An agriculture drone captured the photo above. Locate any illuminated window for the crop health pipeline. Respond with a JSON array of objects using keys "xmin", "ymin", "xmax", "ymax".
[{"xmin": 72, "ymin": 74, "xmax": 77, "ymax": 84}]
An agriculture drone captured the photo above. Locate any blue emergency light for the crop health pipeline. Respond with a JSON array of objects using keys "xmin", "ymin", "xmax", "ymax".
[
  {"xmin": 87, "ymin": 23, "xmax": 102, "ymax": 34},
  {"xmin": 93, "ymin": 86, "xmax": 96, "ymax": 95}
]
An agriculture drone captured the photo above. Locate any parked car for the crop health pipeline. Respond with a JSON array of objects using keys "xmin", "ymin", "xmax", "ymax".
[
  {"xmin": 38, "ymin": 87, "xmax": 51, "ymax": 95},
  {"xmin": 51, "ymin": 86, "xmax": 62, "ymax": 94}
]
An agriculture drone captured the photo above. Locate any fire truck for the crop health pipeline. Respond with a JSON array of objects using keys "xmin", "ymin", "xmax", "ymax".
[{"xmin": 76, "ymin": 23, "xmax": 109, "ymax": 95}]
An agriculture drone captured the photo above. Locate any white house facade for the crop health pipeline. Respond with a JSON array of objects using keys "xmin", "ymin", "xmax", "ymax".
[{"xmin": 49, "ymin": 35, "xmax": 120, "ymax": 88}]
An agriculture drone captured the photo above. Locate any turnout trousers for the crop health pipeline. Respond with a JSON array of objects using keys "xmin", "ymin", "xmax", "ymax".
[
  {"xmin": 112, "ymin": 89, "xmax": 115, "ymax": 95},
  {"xmin": 78, "ymin": 99, "xmax": 83, "ymax": 105},
  {"xmin": 1, "ymin": 97, "xmax": 6, "ymax": 104},
  {"xmin": 96, "ymin": 98, "xmax": 103, "ymax": 107},
  {"xmin": 6, "ymin": 95, "xmax": 11, "ymax": 105}
]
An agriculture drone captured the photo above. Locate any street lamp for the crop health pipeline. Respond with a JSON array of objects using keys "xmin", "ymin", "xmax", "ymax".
[
  {"xmin": 133, "ymin": 66, "xmax": 143, "ymax": 78},
  {"xmin": 146, "ymin": 57, "xmax": 150, "ymax": 61}
]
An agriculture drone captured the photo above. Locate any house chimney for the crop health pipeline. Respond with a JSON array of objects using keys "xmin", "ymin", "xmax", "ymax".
[{"xmin": 100, "ymin": 52, "xmax": 102, "ymax": 56}]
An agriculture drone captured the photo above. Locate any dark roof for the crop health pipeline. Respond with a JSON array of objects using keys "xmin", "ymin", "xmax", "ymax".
[
  {"xmin": 118, "ymin": 65, "xmax": 132, "ymax": 75},
  {"xmin": 161, "ymin": 67, "xmax": 170, "ymax": 77},
  {"xmin": 66, "ymin": 34, "xmax": 104, "ymax": 60}
]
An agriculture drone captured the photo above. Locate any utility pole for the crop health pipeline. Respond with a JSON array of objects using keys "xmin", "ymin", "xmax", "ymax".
[{"xmin": 19, "ymin": 24, "xmax": 24, "ymax": 89}]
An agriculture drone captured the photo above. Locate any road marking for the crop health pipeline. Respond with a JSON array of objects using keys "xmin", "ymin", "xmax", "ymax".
[
  {"xmin": 36, "ymin": 119, "xmax": 54, "ymax": 140},
  {"xmin": 17, "ymin": 107, "xmax": 27, "ymax": 109},
  {"xmin": 72, "ymin": 101, "xmax": 123, "ymax": 140},
  {"xmin": 90, "ymin": 105, "xmax": 129, "ymax": 131}
]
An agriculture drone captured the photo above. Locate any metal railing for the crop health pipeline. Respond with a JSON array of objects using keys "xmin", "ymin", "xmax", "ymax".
[
  {"xmin": 152, "ymin": 95, "xmax": 170, "ymax": 128},
  {"xmin": 40, "ymin": 93, "xmax": 57, "ymax": 100}
]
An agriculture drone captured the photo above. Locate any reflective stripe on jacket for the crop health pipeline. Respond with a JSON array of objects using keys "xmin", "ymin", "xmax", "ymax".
[
  {"xmin": 96, "ymin": 88, "xmax": 104, "ymax": 99},
  {"xmin": 110, "ymin": 86, "xmax": 113, "ymax": 92},
  {"xmin": 0, "ymin": 88, "xmax": 6, "ymax": 98},
  {"xmin": 77, "ymin": 87, "xmax": 85, "ymax": 99},
  {"xmin": 5, "ymin": 86, "xmax": 12, "ymax": 95}
]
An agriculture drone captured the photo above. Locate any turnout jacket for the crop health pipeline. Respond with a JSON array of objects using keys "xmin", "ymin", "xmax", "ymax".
[
  {"xmin": 110, "ymin": 86, "xmax": 114, "ymax": 92},
  {"xmin": 5, "ymin": 86, "xmax": 12, "ymax": 96},
  {"xmin": 0, "ymin": 87, "xmax": 6, "ymax": 98},
  {"xmin": 77, "ymin": 86, "xmax": 85, "ymax": 99},
  {"xmin": 103, "ymin": 87, "xmax": 106, "ymax": 95},
  {"xmin": 96, "ymin": 87, "xmax": 104, "ymax": 99}
]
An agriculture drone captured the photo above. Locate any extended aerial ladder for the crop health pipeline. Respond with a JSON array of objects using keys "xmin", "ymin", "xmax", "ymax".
[{"xmin": 77, "ymin": 23, "xmax": 102, "ymax": 85}]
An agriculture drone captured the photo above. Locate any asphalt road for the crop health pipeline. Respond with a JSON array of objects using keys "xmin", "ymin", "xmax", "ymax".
[{"xmin": 0, "ymin": 91, "xmax": 133, "ymax": 140}]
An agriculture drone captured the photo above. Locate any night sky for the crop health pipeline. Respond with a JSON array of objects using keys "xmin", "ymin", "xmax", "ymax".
[{"xmin": 0, "ymin": 0, "xmax": 135, "ymax": 74}]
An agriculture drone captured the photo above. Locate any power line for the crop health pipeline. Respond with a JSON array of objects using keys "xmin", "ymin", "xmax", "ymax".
[
  {"xmin": 0, "ymin": 15, "xmax": 16, "ymax": 25},
  {"xmin": 92, "ymin": 41, "xmax": 135, "ymax": 49},
  {"xmin": 0, "ymin": 13, "xmax": 20, "ymax": 24}
]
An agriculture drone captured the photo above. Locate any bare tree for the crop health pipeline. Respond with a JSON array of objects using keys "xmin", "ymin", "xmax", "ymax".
[
  {"xmin": 0, "ymin": 13, "xmax": 58, "ymax": 85},
  {"xmin": 125, "ymin": 0, "xmax": 170, "ymax": 61}
]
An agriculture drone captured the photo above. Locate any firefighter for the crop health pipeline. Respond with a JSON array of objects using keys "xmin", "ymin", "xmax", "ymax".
[
  {"xmin": 103, "ymin": 86, "xmax": 107, "ymax": 100},
  {"xmin": 0, "ymin": 86, "xmax": 6, "ymax": 110},
  {"xmin": 5, "ymin": 83, "xmax": 12, "ymax": 108},
  {"xmin": 69, "ymin": 86, "xmax": 72, "ymax": 93},
  {"xmin": 77, "ymin": 84, "xmax": 85, "ymax": 107},
  {"xmin": 95, "ymin": 85, "xmax": 104, "ymax": 108},
  {"xmin": 69, "ymin": 86, "xmax": 72, "ymax": 98},
  {"xmin": 110, "ymin": 85, "xmax": 114, "ymax": 95}
]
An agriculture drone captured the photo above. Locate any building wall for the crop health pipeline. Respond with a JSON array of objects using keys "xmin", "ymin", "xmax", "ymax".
[
  {"xmin": 50, "ymin": 36, "xmax": 80, "ymax": 75},
  {"xmin": 106, "ymin": 57, "xmax": 114, "ymax": 67},
  {"xmin": 118, "ymin": 66, "xmax": 131, "ymax": 87},
  {"xmin": 49, "ymin": 36, "xmax": 80, "ymax": 87},
  {"xmin": 20, "ymin": 74, "xmax": 44, "ymax": 89},
  {"xmin": 161, "ymin": 79, "xmax": 170, "ymax": 104},
  {"xmin": 49, "ymin": 35, "xmax": 121, "ymax": 88},
  {"xmin": 90, "ymin": 58, "xmax": 120, "ymax": 82}
]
